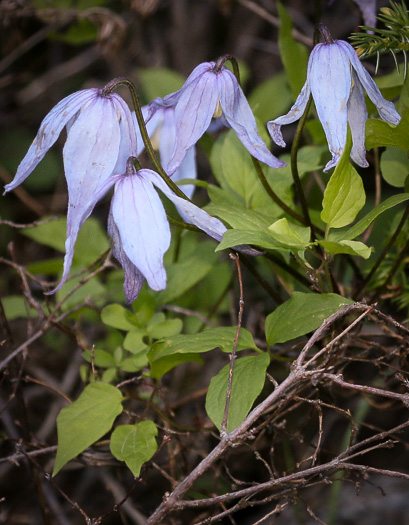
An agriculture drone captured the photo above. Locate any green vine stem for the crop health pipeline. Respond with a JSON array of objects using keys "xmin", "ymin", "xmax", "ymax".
[
  {"xmin": 251, "ymin": 157, "xmax": 309, "ymax": 225},
  {"xmin": 214, "ymin": 54, "xmax": 241, "ymax": 84},
  {"xmin": 290, "ymin": 96, "xmax": 317, "ymax": 240},
  {"xmin": 166, "ymin": 214, "xmax": 201, "ymax": 232},
  {"xmin": 102, "ymin": 77, "xmax": 189, "ymax": 201},
  {"xmin": 355, "ymin": 203, "xmax": 409, "ymax": 300}
]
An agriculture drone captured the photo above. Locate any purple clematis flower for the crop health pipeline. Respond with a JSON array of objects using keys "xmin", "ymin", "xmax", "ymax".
[
  {"xmin": 3, "ymin": 88, "xmax": 137, "ymax": 293},
  {"xmin": 134, "ymin": 102, "xmax": 197, "ymax": 199},
  {"xmin": 267, "ymin": 31, "xmax": 401, "ymax": 172},
  {"xmin": 105, "ymin": 161, "xmax": 227, "ymax": 303},
  {"xmin": 149, "ymin": 61, "xmax": 286, "ymax": 175}
]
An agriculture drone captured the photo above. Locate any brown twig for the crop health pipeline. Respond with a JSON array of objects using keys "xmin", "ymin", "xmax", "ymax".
[
  {"xmin": 145, "ymin": 301, "xmax": 408, "ymax": 523},
  {"xmin": 221, "ymin": 253, "xmax": 245, "ymax": 435},
  {"xmin": 0, "ymin": 216, "xmax": 59, "ymax": 229},
  {"xmin": 0, "ymin": 303, "xmax": 89, "ymax": 372},
  {"xmin": 17, "ymin": 446, "xmax": 91, "ymax": 523},
  {"xmin": 320, "ymin": 373, "xmax": 409, "ymax": 405},
  {"xmin": 236, "ymin": 0, "xmax": 313, "ymax": 47}
]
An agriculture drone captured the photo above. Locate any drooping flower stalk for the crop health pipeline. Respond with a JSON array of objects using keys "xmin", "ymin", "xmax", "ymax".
[{"xmin": 102, "ymin": 77, "xmax": 189, "ymax": 201}]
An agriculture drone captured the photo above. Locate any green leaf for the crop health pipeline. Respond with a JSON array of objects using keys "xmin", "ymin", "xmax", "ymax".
[
  {"xmin": 318, "ymin": 240, "xmax": 372, "ymax": 259},
  {"xmin": 110, "ymin": 421, "xmax": 158, "ymax": 477},
  {"xmin": 138, "ymin": 67, "xmax": 185, "ymax": 101},
  {"xmin": 1, "ymin": 129, "xmax": 61, "ymax": 192},
  {"xmin": 21, "ymin": 217, "xmax": 66, "ymax": 252},
  {"xmin": 22, "ymin": 217, "xmax": 109, "ymax": 266},
  {"xmin": 278, "ymin": 145, "xmax": 327, "ymax": 179},
  {"xmin": 207, "ymin": 184, "xmax": 244, "ymax": 208},
  {"xmin": 131, "ymin": 290, "xmax": 156, "ymax": 325},
  {"xmin": 147, "ymin": 318, "xmax": 183, "ymax": 339},
  {"xmin": 82, "ymin": 349, "xmax": 117, "ymax": 368},
  {"xmin": 268, "ymin": 218, "xmax": 311, "ymax": 248},
  {"xmin": 220, "ymin": 132, "xmax": 270, "ymax": 209},
  {"xmin": 102, "ymin": 368, "xmax": 117, "ymax": 384},
  {"xmin": 26, "ymin": 258, "xmax": 65, "ymax": 275},
  {"xmin": 277, "ymin": 2, "xmax": 309, "ymax": 99},
  {"xmin": 205, "ymin": 353, "xmax": 270, "ymax": 433},
  {"xmin": 101, "ymin": 304, "xmax": 139, "ymax": 331},
  {"xmin": 321, "ymin": 139, "xmax": 366, "ymax": 228},
  {"xmin": 149, "ymin": 353, "xmax": 203, "ymax": 379},
  {"xmin": 380, "ymin": 147, "xmax": 409, "ymax": 187},
  {"xmin": 34, "ymin": 217, "xmax": 108, "ymax": 262},
  {"xmin": 119, "ymin": 354, "xmax": 149, "ymax": 372},
  {"xmin": 216, "ymin": 229, "xmax": 288, "ymax": 253},
  {"xmin": 248, "ymin": 72, "xmax": 293, "ymax": 122},
  {"xmin": 53, "ymin": 383, "xmax": 123, "ymax": 476},
  {"xmin": 265, "ymin": 292, "xmax": 354, "ymax": 346},
  {"xmin": 149, "ymin": 326, "xmax": 259, "ymax": 362},
  {"xmin": 366, "ymin": 107, "xmax": 409, "ymax": 153},
  {"xmin": 330, "ymin": 193, "xmax": 409, "ymax": 241},
  {"xmin": 206, "ymin": 202, "xmax": 273, "ymax": 230},
  {"xmin": 156, "ymin": 249, "xmax": 217, "ymax": 305},
  {"xmin": 209, "ymin": 129, "xmax": 294, "ymax": 216},
  {"xmin": 123, "ymin": 329, "xmax": 148, "ymax": 354},
  {"xmin": 56, "ymin": 275, "xmax": 106, "ymax": 310}
]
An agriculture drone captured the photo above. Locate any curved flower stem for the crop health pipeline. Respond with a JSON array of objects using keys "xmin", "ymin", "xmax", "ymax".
[
  {"xmin": 214, "ymin": 54, "xmax": 241, "ymax": 84},
  {"xmin": 167, "ymin": 214, "xmax": 201, "ymax": 232},
  {"xmin": 290, "ymin": 96, "xmax": 317, "ymax": 240},
  {"xmin": 360, "ymin": 203, "xmax": 409, "ymax": 300},
  {"xmin": 315, "ymin": 24, "xmax": 335, "ymax": 45},
  {"xmin": 103, "ymin": 77, "xmax": 189, "ymax": 201}
]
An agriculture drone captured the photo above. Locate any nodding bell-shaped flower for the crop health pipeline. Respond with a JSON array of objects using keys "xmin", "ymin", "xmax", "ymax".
[
  {"xmin": 149, "ymin": 61, "xmax": 286, "ymax": 175},
  {"xmin": 267, "ymin": 27, "xmax": 401, "ymax": 172},
  {"xmin": 134, "ymin": 102, "xmax": 197, "ymax": 199},
  {"xmin": 106, "ymin": 160, "xmax": 227, "ymax": 303},
  {"xmin": 3, "ymin": 87, "xmax": 137, "ymax": 293}
]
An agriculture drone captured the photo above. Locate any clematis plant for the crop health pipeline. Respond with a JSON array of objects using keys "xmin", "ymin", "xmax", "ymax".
[
  {"xmin": 147, "ymin": 59, "xmax": 286, "ymax": 175},
  {"xmin": 105, "ymin": 159, "xmax": 227, "ymax": 303},
  {"xmin": 3, "ymin": 87, "xmax": 137, "ymax": 293},
  {"xmin": 267, "ymin": 25, "xmax": 401, "ymax": 172},
  {"xmin": 135, "ymin": 102, "xmax": 197, "ymax": 199}
]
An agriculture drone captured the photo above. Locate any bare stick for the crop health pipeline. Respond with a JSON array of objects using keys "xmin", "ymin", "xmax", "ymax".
[
  {"xmin": 221, "ymin": 253, "xmax": 244, "ymax": 436},
  {"xmin": 0, "ymin": 216, "xmax": 59, "ymax": 229},
  {"xmin": 304, "ymin": 305, "xmax": 374, "ymax": 367},
  {"xmin": 144, "ymin": 302, "xmax": 402, "ymax": 523},
  {"xmin": 17, "ymin": 446, "xmax": 91, "ymax": 523},
  {"xmin": 0, "ymin": 303, "xmax": 88, "ymax": 372},
  {"xmin": 236, "ymin": 0, "xmax": 313, "ymax": 46},
  {"xmin": 320, "ymin": 373, "xmax": 409, "ymax": 405},
  {"xmin": 0, "ymin": 446, "xmax": 58, "ymax": 465}
]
